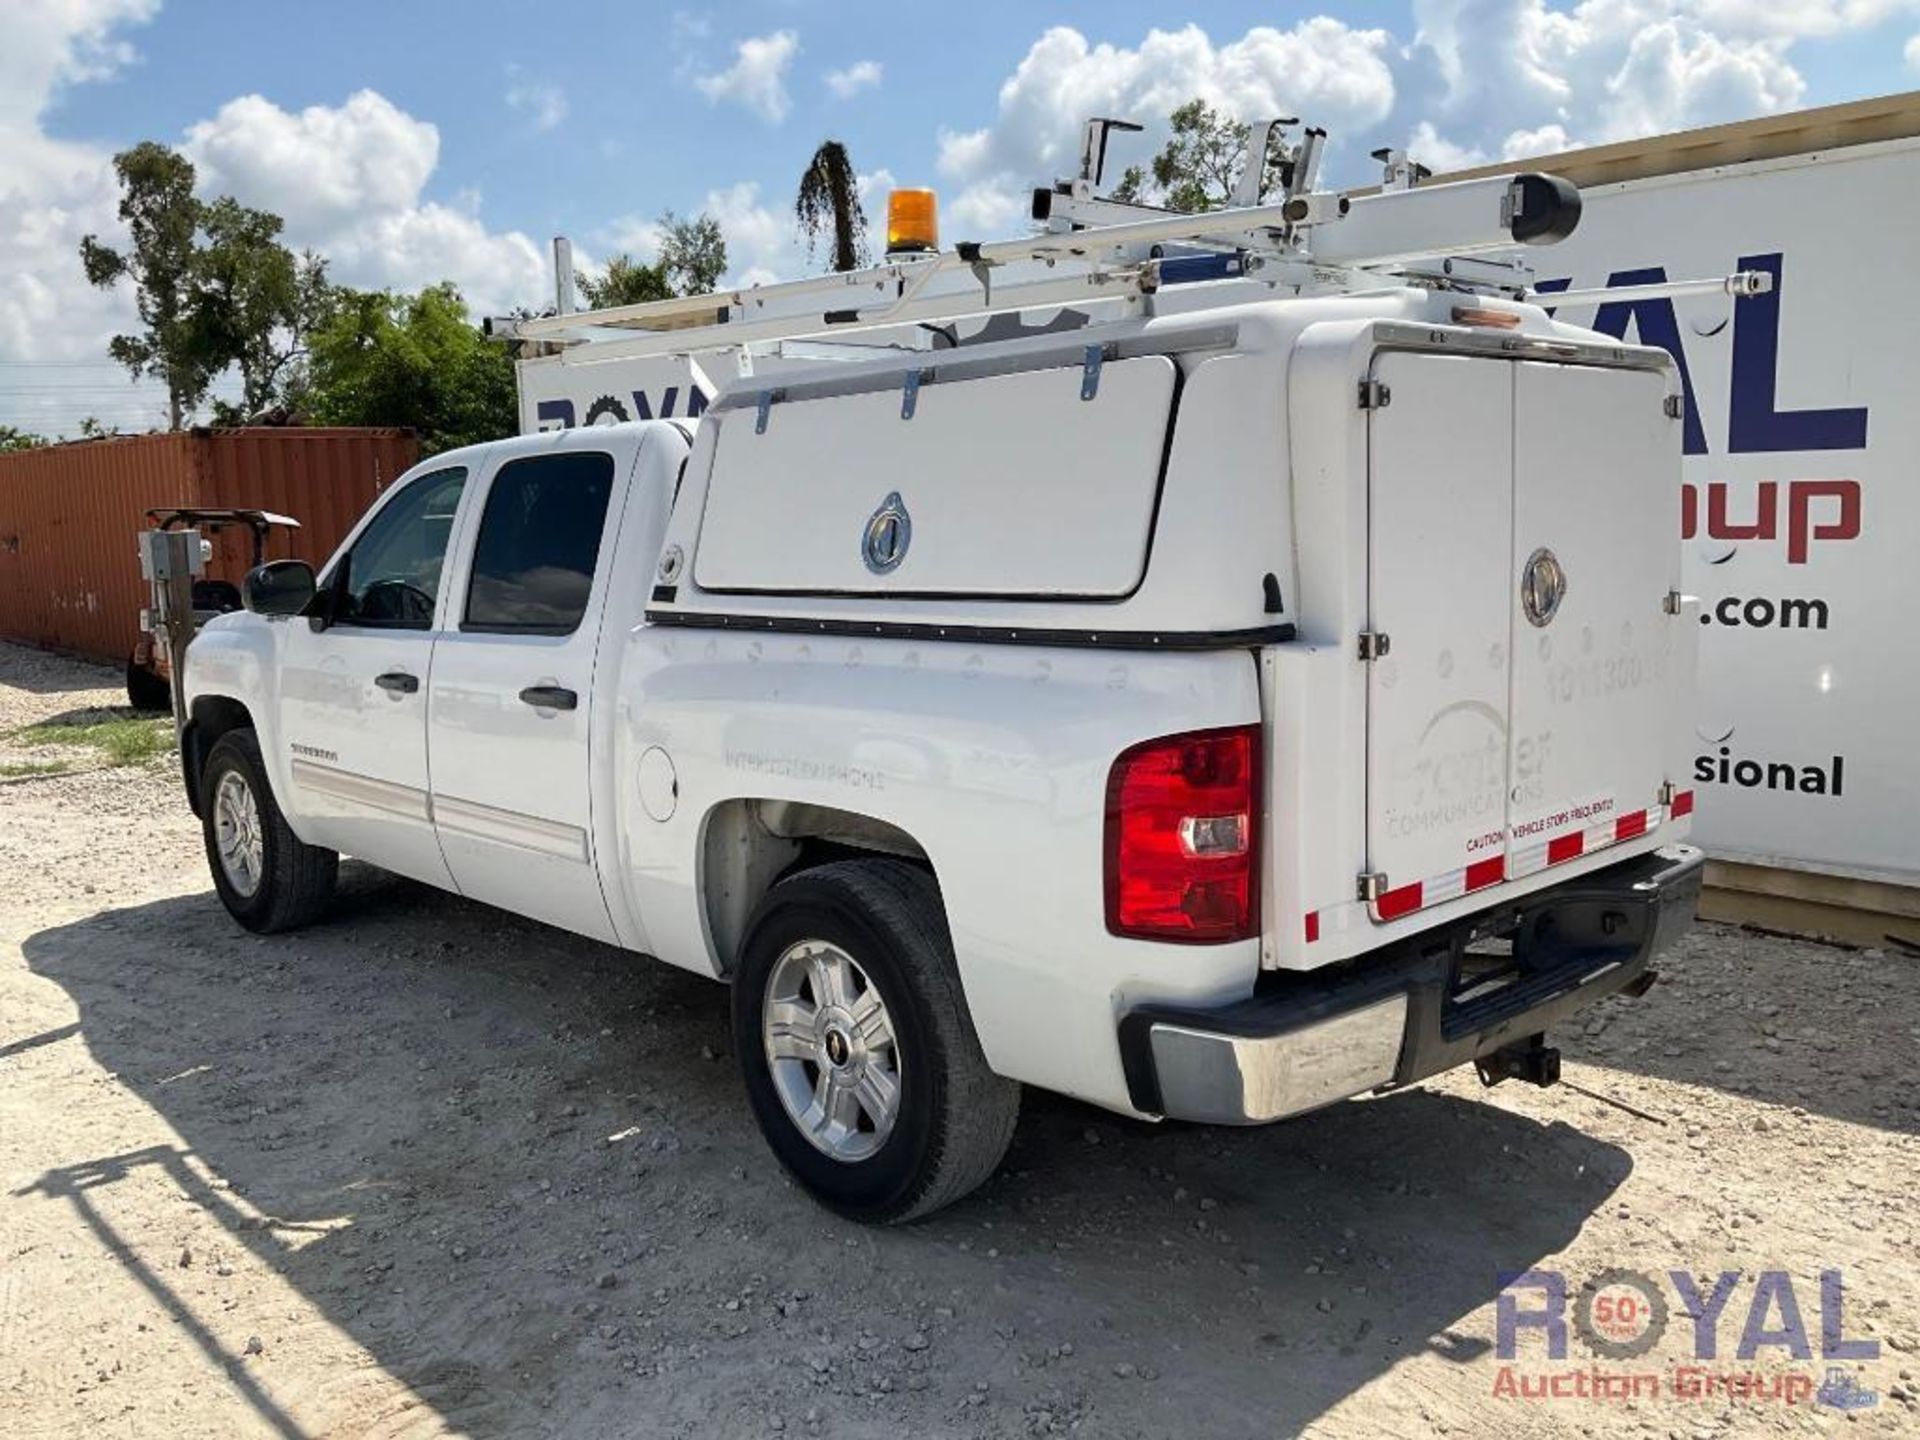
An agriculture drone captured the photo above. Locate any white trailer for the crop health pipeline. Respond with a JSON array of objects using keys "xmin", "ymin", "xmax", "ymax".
[{"xmin": 1438, "ymin": 91, "xmax": 1920, "ymax": 941}]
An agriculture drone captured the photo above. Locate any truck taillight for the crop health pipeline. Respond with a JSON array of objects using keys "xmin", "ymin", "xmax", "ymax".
[{"xmin": 1104, "ymin": 725, "xmax": 1261, "ymax": 944}]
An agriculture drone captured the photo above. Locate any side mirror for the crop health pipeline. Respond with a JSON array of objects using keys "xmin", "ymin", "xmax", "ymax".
[{"xmin": 244, "ymin": 559, "xmax": 317, "ymax": 617}]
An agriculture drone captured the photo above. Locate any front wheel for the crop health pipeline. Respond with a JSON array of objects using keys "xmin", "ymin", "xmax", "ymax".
[
  {"xmin": 732, "ymin": 859, "xmax": 1020, "ymax": 1223},
  {"xmin": 200, "ymin": 728, "xmax": 337, "ymax": 933}
]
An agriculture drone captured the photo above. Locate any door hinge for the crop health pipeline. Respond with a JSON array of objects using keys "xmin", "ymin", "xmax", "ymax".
[
  {"xmin": 1357, "ymin": 872, "xmax": 1388, "ymax": 903},
  {"xmin": 901, "ymin": 367, "xmax": 925, "ymax": 420},
  {"xmin": 1080, "ymin": 343, "xmax": 1110, "ymax": 401},
  {"xmin": 1661, "ymin": 588, "xmax": 1685, "ymax": 615},
  {"xmin": 1662, "ymin": 394, "xmax": 1684, "ymax": 420},
  {"xmin": 1658, "ymin": 780, "xmax": 1678, "ymax": 808},
  {"xmin": 1358, "ymin": 630, "xmax": 1391, "ymax": 661},
  {"xmin": 1358, "ymin": 379, "xmax": 1392, "ymax": 410}
]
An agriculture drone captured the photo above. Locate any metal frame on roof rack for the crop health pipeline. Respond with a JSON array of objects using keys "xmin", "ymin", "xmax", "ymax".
[
  {"xmin": 484, "ymin": 115, "xmax": 1769, "ymax": 367},
  {"xmin": 486, "ymin": 161, "xmax": 1588, "ymax": 361}
]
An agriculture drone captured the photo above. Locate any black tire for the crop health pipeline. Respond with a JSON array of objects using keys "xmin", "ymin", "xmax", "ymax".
[
  {"xmin": 125, "ymin": 654, "xmax": 172, "ymax": 712},
  {"xmin": 731, "ymin": 858, "xmax": 1020, "ymax": 1224},
  {"xmin": 200, "ymin": 728, "xmax": 337, "ymax": 934}
]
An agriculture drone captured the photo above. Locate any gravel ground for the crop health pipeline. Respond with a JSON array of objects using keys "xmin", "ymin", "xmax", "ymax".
[{"xmin": 1, "ymin": 640, "xmax": 1914, "ymax": 1439}]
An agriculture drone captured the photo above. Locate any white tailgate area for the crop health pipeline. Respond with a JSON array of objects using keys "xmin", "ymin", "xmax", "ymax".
[
  {"xmin": 1364, "ymin": 352, "xmax": 1514, "ymax": 910},
  {"xmin": 1505, "ymin": 361, "xmax": 1677, "ymax": 877},
  {"xmin": 693, "ymin": 356, "xmax": 1177, "ymax": 598},
  {"xmin": 1364, "ymin": 350, "xmax": 1682, "ymax": 922}
]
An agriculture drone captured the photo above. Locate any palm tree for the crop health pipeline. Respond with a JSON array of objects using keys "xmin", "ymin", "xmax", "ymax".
[{"xmin": 795, "ymin": 140, "xmax": 868, "ymax": 273}]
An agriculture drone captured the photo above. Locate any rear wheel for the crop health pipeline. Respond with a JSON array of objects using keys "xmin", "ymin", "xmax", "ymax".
[
  {"xmin": 200, "ymin": 728, "xmax": 337, "ymax": 933},
  {"xmin": 732, "ymin": 859, "xmax": 1019, "ymax": 1223}
]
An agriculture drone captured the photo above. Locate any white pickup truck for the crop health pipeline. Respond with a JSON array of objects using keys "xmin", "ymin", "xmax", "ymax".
[{"xmin": 180, "ymin": 165, "xmax": 1707, "ymax": 1222}]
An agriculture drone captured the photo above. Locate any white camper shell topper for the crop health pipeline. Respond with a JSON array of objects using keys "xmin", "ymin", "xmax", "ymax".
[{"xmin": 180, "ymin": 120, "xmax": 1735, "ymax": 1222}]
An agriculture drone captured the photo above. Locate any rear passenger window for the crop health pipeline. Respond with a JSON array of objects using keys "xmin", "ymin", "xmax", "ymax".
[{"xmin": 464, "ymin": 452, "xmax": 616, "ymax": 634}]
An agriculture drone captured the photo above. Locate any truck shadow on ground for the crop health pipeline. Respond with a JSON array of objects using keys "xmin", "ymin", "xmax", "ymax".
[
  {"xmin": 15, "ymin": 701, "xmax": 151, "ymax": 726},
  {"xmin": 24, "ymin": 872, "xmax": 1634, "ymax": 1439}
]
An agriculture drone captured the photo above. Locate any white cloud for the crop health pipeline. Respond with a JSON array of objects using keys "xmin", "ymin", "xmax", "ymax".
[
  {"xmin": 702, "ymin": 180, "xmax": 793, "ymax": 287},
  {"xmin": 1502, "ymin": 121, "xmax": 1575, "ymax": 160},
  {"xmin": 596, "ymin": 180, "xmax": 801, "ymax": 290},
  {"xmin": 1606, "ymin": 18, "xmax": 1804, "ymax": 139},
  {"xmin": 825, "ymin": 60, "xmax": 882, "ymax": 99},
  {"xmin": 186, "ymin": 91, "xmax": 437, "ymax": 237},
  {"xmin": 855, "ymin": 166, "xmax": 900, "ymax": 233},
  {"xmin": 505, "ymin": 67, "xmax": 567, "ymax": 131},
  {"xmin": 695, "ymin": 30, "xmax": 798, "ymax": 123},
  {"xmin": 1403, "ymin": 0, "xmax": 1816, "ymax": 168},
  {"xmin": 0, "ymin": 9, "xmax": 542, "ymax": 432},
  {"xmin": 933, "ymin": 7, "xmax": 1919, "ymax": 215},
  {"xmin": 945, "ymin": 182, "xmax": 1026, "ymax": 237},
  {"xmin": 932, "ymin": 22, "xmax": 1396, "ymax": 233},
  {"xmin": 0, "ymin": 0, "xmax": 159, "ymax": 133},
  {"xmin": 937, "ymin": 22, "xmax": 1398, "ymax": 184},
  {"xmin": 596, "ymin": 215, "xmax": 665, "ymax": 263},
  {"xmin": 0, "ymin": 0, "xmax": 166, "ymax": 432},
  {"xmin": 1403, "ymin": 120, "xmax": 1489, "ymax": 173},
  {"xmin": 183, "ymin": 90, "xmax": 545, "ymax": 317},
  {"xmin": 1907, "ymin": 32, "xmax": 1920, "ymax": 67},
  {"xmin": 1685, "ymin": 1, "xmax": 1910, "ymax": 41}
]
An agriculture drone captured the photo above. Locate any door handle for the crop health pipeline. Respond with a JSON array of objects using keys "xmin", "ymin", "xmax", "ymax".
[
  {"xmin": 518, "ymin": 685, "xmax": 578, "ymax": 712},
  {"xmin": 374, "ymin": 671, "xmax": 419, "ymax": 695}
]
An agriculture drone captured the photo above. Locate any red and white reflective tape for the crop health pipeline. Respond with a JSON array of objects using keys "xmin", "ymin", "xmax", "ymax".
[
  {"xmin": 1324, "ymin": 788, "xmax": 1699, "ymax": 930},
  {"xmin": 1369, "ymin": 853, "xmax": 1507, "ymax": 923},
  {"xmin": 1507, "ymin": 800, "xmax": 1669, "ymax": 881}
]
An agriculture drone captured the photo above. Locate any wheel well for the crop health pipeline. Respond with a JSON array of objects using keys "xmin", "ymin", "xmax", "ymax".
[
  {"xmin": 182, "ymin": 695, "xmax": 254, "ymax": 817},
  {"xmin": 701, "ymin": 799, "xmax": 932, "ymax": 976}
]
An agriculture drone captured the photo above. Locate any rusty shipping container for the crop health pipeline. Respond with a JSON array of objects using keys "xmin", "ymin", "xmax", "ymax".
[{"xmin": 0, "ymin": 427, "xmax": 417, "ymax": 664}]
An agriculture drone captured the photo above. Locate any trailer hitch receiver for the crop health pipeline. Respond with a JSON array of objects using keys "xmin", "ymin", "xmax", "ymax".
[{"xmin": 1475, "ymin": 1033, "xmax": 1561, "ymax": 1089}]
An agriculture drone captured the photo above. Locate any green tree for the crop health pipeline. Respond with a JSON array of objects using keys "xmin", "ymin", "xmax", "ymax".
[
  {"xmin": 658, "ymin": 211, "xmax": 727, "ymax": 294},
  {"xmin": 79, "ymin": 143, "xmax": 217, "ymax": 429},
  {"xmin": 575, "ymin": 212, "xmax": 727, "ymax": 310},
  {"xmin": 196, "ymin": 199, "xmax": 332, "ymax": 421},
  {"xmin": 302, "ymin": 283, "xmax": 516, "ymax": 454},
  {"xmin": 795, "ymin": 140, "xmax": 868, "ymax": 272},
  {"xmin": 0, "ymin": 425, "xmax": 47, "ymax": 451},
  {"xmin": 1109, "ymin": 100, "xmax": 1288, "ymax": 213},
  {"xmin": 576, "ymin": 253, "xmax": 673, "ymax": 309},
  {"xmin": 81, "ymin": 142, "xmax": 321, "ymax": 427}
]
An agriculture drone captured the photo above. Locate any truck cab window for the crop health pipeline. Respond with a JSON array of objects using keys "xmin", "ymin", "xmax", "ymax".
[
  {"xmin": 463, "ymin": 452, "xmax": 615, "ymax": 634},
  {"xmin": 332, "ymin": 466, "xmax": 468, "ymax": 629}
]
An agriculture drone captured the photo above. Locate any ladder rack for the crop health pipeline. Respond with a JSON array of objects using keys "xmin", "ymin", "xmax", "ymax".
[{"xmin": 487, "ymin": 168, "xmax": 1584, "ymax": 365}]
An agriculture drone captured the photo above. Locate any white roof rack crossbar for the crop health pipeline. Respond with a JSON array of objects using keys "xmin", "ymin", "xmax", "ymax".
[
  {"xmin": 512, "ymin": 268, "xmax": 1161, "ymax": 368},
  {"xmin": 489, "ymin": 171, "xmax": 1582, "ymax": 359}
]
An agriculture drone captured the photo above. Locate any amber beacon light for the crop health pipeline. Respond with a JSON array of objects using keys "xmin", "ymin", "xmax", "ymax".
[{"xmin": 885, "ymin": 188, "xmax": 940, "ymax": 255}]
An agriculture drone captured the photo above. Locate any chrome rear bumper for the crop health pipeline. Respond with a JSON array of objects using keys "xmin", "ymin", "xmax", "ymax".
[{"xmin": 1120, "ymin": 844, "xmax": 1705, "ymax": 1124}]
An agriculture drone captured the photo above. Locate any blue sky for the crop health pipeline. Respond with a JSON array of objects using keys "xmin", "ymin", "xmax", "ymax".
[{"xmin": 6, "ymin": 1, "xmax": 1920, "ymax": 433}]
